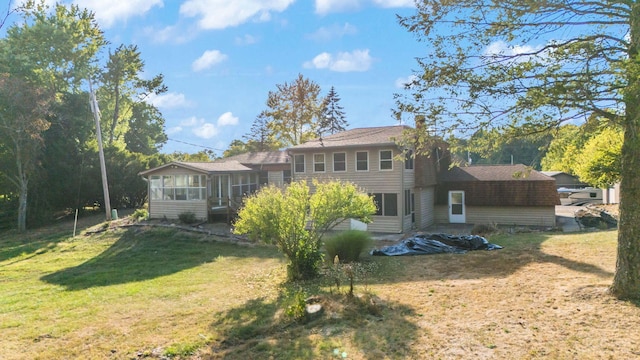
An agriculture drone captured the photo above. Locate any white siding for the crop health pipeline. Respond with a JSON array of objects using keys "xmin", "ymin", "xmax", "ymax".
[{"xmin": 149, "ymin": 200, "xmax": 208, "ymax": 221}]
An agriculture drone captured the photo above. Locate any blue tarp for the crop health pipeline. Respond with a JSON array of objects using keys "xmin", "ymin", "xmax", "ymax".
[{"xmin": 370, "ymin": 233, "xmax": 502, "ymax": 256}]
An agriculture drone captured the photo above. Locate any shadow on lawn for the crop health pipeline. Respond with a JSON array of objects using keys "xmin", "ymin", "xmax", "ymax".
[
  {"xmin": 208, "ymin": 290, "xmax": 419, "ymax": 359},
  {"xmin": 366, "ymin": 231, "xmax": 614, "ymax": 283},
  {"xmin": 41, "ymin": 227, "xmax": 280, "ymax": 290}
]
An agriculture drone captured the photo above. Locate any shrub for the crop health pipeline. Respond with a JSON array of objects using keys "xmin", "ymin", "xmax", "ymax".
[
  {"xmin": 324, "ymin": 230, "xmax": 372, "ymax": 263},
  {"xmin": 132, "ymin": 208, "xmax": 148, "ymax": 222},
  {"xmin": 471, "ymin": 223, "xmax": 500, "ymax": 237},
  {"xmin": 178, "ymin": 211, "xmax": 198, "ymax": 224}
]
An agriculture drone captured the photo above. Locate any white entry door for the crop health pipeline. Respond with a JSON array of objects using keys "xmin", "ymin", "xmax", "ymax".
[{"xmin": 448, "ymin": 190, "xmax": 466, "ymax": 223}]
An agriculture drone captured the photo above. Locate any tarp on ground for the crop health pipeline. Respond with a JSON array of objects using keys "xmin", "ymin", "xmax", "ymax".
[{"xmin": 370, "ymin": 233, "xmax": 502, "ymax": 256}]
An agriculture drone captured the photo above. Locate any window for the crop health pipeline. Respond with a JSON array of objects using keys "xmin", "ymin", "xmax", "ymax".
[
  {"xmin": 232, "ymin": 173, "xmax": 259, "ymax": 197},
  {"xmin": 333, "ymin": 152, "xmax": 346, "ymax": 172},
  {"xmin": 356, "ymin": 151, "xmax": 368, "ymax": 171},
  {"xmin": 404, "ymin": 189, "xmax": 415, "ymax": 216},
  {"xmin": 294, "ymin": 154, "xmax": 305, "ymax": 173},
  {"xmin": 150, "ymin": 174, "xmax": 206, "ymax": 201},
  {"xmin": 380, "ymin": 150, "xmax": 393, "ymax": 170},
  {"xmin": 405, "ymin": 150, "xmax": 414, "ymax": 170},
  {"xmin": 283, "ymin": 169, "xmax": 292, "ymax": 184},
  {"xmin": 372, "ymin": 192, "xmax": 398, "ymax": 216},
  {"xmin": 314, "ymin": 153, "xmax": 325, "ymax": 172}
]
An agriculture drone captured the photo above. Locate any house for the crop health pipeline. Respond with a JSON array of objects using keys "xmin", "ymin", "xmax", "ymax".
[
  {"xmin": 540, "ymin": 171, "xmax": 589, "ymax": 189},
  {"xmin": 140, "ymin": 126, "xmax": 560, "ymax": 232},
  {"xmin": 435, "ymin": 164, "xmax": 559, "ymax": 227},
  {"xmin": 138, "ymin": 151, "xmax": 289, "ymax": 221},
  {"xmin": 287, "ymin": 126, "xmax": 439, "ymax": 233}
]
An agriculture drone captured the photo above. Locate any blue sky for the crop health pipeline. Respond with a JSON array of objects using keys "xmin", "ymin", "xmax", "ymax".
[{"xmin": 7, "ymin": 0, "xmax": 423, "ymax": 155}]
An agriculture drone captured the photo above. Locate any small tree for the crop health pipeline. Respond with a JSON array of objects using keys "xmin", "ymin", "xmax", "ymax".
[{"xmin": 233, "ymin": 180, "xmax": 376, "ymax": 281}]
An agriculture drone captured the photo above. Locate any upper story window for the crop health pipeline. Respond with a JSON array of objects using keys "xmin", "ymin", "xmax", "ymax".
[
  {"xmin": 380, "ymin": 150, "xmax": 393, "ymax": 170},
  {"xmin": 333, "ymin": 152, "xmax": 346, "ymax": 172},
  {"xmin": 294, "ymin": 154, "xmax": 305, "ymax": 173},
  {"xmin": 313, "ymin": 153, "xmax": 325, "ymax": 172},
  {"xmin": 404, "ymin": 150, "xmax": 414, "ymax": 170},
  {"xmin": 356, "ymin": 151, "xmax": 368, "ymax": 171}
]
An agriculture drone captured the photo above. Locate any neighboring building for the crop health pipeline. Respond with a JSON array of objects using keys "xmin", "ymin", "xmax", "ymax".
[
  {"xmin": 540, "ymin": 171, "xmax": 589, "ymax": 189},
  {"xmin": 138, "ymin": 151, "xmax": 289, "ymax": 222},
  {"xmin": 287, "ymin": 125, "xmax": 439, "ymax": 233},
  {"xmin": 435, "ymin": 164, "xmax": 559, "ymax": 227}
]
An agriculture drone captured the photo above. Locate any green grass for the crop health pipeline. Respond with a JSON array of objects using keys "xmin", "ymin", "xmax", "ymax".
[{"xmin": 1, "ymin": 221, "xmax": 634, "ymax": 360}]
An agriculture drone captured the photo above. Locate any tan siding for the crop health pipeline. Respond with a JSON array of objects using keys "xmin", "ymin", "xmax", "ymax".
[
  {"xmin": 268, "ymin": 171, "xmax": 284, "ymax": 187},
  {"xmin": 434, "ymin": 205, "xmax": 555, "ymax": 227},
  {"xmin": 149, "ymin": 200, "xmax": 208, "ymax": 220},
  {"xmin": 417, "ymin": 187, "xmax": 435, "ymax": 229}
]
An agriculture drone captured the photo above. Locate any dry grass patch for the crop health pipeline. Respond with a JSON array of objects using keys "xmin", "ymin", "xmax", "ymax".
[{"xmin": 2, "ymin": 216, "xmax": 640, "ymax": 359}]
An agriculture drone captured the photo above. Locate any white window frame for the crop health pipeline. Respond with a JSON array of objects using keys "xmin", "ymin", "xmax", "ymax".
[
  {"xmin": 379, "ymin": 150, "xmax": 393, "ymax": 171},
  {"xmin": 404, "ymin": 149, "xmax": 414, "ymax": 170},
  {"xmin": 313, "ymin": 153, "xmax": 326, "ymax": 173},
  {"xmin": 356, "ymin": 151, "xmax": 369, "ymax": 172},
  {"xmin": 333, "ymin": 152, "xmax": 346, "ymax": 172},
  {"xmin": 294, "ymin": 154, "xmax": 305, "ymax": 173}
]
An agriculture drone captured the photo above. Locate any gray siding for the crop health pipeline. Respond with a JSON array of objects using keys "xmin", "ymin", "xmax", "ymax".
[{"xmin": 268, "ymin": 170, "xmax": 284, "ymax": 187}]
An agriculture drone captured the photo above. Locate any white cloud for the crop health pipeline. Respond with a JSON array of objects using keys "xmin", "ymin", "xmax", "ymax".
[
  {"xmin": 314, "ymin": 0, "xmax": 413, "ymax": 14},
  {"xmin": 483, "ymin": 40, "xmax": 547, "ymax": 64},
  {"xmin": 192, "ymin": 50, "xmax": 228, "ymax": 72},
  {"xmin": 303, "ymin": 49, "xmax": 373, "ymax": 72},
  {"xmin": 147, "ymin": 92, "xmax": 192, "ymax": 109},
  {"xmin": 193, "ymin": 123, "xmax": 219, "ymax": 139},
  {"xmin": 307, "ymin": 23, "xmax": 357, "ymax": 42},
  {"xmin": 217, "ymin": 112, "xmax": 239, "ymax": 126},
  {"xmin": 371, "ymin": 0, "xmax": 415, "ymax": 8},
  {"xmin": 235, "ymin": 34, "xmax": 258, "ymax": 45},
  {"xmin": 73, "ymin": 0, "xmax": 163, "ymax": 28},
  {"xmin": 145, "ymin": 24, "xmax": 197, "ymax": 44},
  {"xmin": 166, "ymin": 126, "xmax": 183, "ymax": 135},
  {"xmin": 180, "ymin": 0, "xmax": 294, "ymax": 30},
  {"xmin": 395, "ymin": 75, "xmax": 417, "ymax": 89}
]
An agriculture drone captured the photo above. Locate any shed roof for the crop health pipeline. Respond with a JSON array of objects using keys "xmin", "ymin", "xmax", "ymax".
[
  {"xmin": 289, "ymin": 125, "xmax": 410, "ymax": 150},
  {"xmin": 439, "ymin": 164, "xmax": 554, "ymax": 182}
]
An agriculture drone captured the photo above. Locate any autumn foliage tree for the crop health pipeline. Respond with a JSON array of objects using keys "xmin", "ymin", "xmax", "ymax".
[{"xmin": 396, "ymin": 1, "xmax": 640, "ymax": 298}]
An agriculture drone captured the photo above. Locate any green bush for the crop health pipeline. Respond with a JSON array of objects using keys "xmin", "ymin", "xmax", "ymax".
[
  {"xmin": 324, "ymin": 230, "xmax": 372, "ymax": 263},
  {"xmin": 132, "ymin": 208, "xmax": 148, "ymax": 222},
  {"xmin": 178, "ymin": 211, "xmax": 198, "ymax": 224}
]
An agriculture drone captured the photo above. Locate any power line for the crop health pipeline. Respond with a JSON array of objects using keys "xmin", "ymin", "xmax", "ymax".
[{"xmin": 166, "ymin": 137, "xmax": 225, "ymax": 152}]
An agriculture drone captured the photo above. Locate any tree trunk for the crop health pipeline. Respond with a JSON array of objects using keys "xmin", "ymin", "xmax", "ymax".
[
  {"xmin": 17, "ymin": 177, "xmax": 28, "ymax": 233},
  {"xmin": 611, "ymin": 3, "xmax": 640, "ymax": 299}
]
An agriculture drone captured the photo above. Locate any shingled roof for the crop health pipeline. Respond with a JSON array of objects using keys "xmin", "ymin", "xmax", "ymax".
[
  {"xmin": 289, "ymin": 125, "xmax": 411, "ymax": 150},
  {"xmin": 138, "ymin": 160, "xmax": 252, "ymax": 176},
  {"xmin": 439, "ymin": 164, "xmax": 554, "ymax": 182},
  {"xmin": 220, "ymin": 151, "xmax": 288, "ymax": 165}
]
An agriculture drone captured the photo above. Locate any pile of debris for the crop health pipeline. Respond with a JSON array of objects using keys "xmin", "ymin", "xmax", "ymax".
[{"xmin": 574, "ymin": 205, "xmax": 618, "ymax": 230}]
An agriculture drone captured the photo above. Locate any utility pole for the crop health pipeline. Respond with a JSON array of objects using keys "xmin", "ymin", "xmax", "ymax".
[{"xmin": 89, "ymin": 79, "xmax": 112, "ymax": 221}]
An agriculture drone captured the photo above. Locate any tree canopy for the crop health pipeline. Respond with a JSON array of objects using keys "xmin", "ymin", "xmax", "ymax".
[{"xmin": 396, "ymin": 1, "xmax": 640, "ymax": 298}]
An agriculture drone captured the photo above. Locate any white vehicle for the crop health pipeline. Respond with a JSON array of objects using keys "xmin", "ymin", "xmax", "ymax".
[{"xmin": 558, "ymin": 187, "xmax": 603, "ymax": 206}]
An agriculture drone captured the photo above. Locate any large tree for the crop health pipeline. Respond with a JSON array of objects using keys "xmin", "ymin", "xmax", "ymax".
[
  {"xmin": 265, "ymin": 74, "xmax": 323, "ymax": 146},
  {"xmin": 0, "ymin": 75, "xmax": 53, "ymax": 232},
  {"xmin": 396, "ymin": 1, "xmax": 640, "ymax": 298}
]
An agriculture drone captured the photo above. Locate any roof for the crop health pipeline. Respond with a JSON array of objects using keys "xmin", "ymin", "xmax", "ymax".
[
  {"xmin": 220, "ymin": 151, "xmax": 288, "ymax": 165},
  {"xmin": 439, "ymin": 164, "xmax": 554, "ymax": 182},
  {"xmin": 139, "ymin": 160, "xmax": 252, "ymax": 176},
  {"xmin": 289, "ymin": 125, "xmax": 411, "ymax": 150}
]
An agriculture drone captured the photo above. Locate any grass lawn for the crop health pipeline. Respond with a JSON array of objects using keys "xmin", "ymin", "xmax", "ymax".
[{"xmin": 1, "ymin": 216, "xmax": 639, "ymax": 359}]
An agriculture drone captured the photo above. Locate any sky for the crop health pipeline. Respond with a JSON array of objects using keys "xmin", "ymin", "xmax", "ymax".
[{"xmin": 5, "ymin": 0, "xmax": 427, "ymax": 155}]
